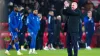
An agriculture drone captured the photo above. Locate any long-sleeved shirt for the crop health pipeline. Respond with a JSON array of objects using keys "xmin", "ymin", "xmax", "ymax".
[
  {"xmin": 8, "ymin": 11, "xmax": 22, "ymax": 32},
  {"xmin": 84, "ymin": 16, "xmax": 95, "ymax": 33},
  {"xmin": 27, "ymin": 13, "xmax": 40, "ymax": 34}
]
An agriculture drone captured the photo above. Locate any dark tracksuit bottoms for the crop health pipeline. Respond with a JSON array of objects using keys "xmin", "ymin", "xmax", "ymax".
[{"xmin": 67, "ymin": 32, "xmax": 78, "ymax": 56}]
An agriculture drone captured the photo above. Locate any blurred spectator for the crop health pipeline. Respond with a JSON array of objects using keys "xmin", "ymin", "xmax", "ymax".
[
  {"xmin": 48, "ymin": 0, "xmax": 56, "ymax": 6},
  {"xmin": 44, "ymin": 11, "xmax": 56, "ymax": 50},
  {"xmin": 34, "ymin": 0, "xmax": 40, "ymax": 10},
  {"xmin": 85, "ymin": 0, "xmax": 94, "ymax": 11},
  {"xmin": 78, "ymin": 0, "xmax": 87, "ymax": 9},
  {"xmin": 21, "ymin": 0, "xmax": 31, "ymax": 7},
  {"xmin": 13, "ymin": 0, "xmax": 22, "ymax": 6},
  {"xmin": 23, "ymin": 6, "xmax": 30, "ymax": 15},
  {"xmin": 49, "ymin": 4, "xmax": 56, "ymax": 16},
  {"xmin": 80, "ymin": 7, "xmax": 87, "ymax": 22},
  {"xmin": 43, "ymin": 30, "xmax": 48, "ymax": 48},
  {"xmin": 39, "ymin": 1, "xmax": 45, "ymax": 15},
  {"xmin": 29, "ymin": 0, "xmax": 34, "ymax": 10},
  {"xmin": 84, "ymin": 0, "xmax": 97, "ymax": 23},
  {"xmin": 79, "ymin": 7, "xmax": 84, "ymax": 42},
  {"xmin": 36, "ymin": 13, "xmax": 46, "ymax": 50},
  {"xmin": 78, "ymin": 17, "xmax": 83, "ymax": 48},
  {"xmin": 54, "ymin": 0, "xmax": 64, "ymax": 16},
  {"xmin": 61, "ymin": 0, "xmax": 71, "ymax": 23},
  {"xmin": 39, "ymin": 0, "xmax": 50, "ymax": 16},
  {"xmin": 9, "ymin": 0, "xmax": 14, "ymax": 2},
  {"xmin": 96, "ymin": 4, "xmax": 100, "ymax": 22},
  {"xmin": 18, "ymin": 6, "xmax": 29, "ymax": 51},
  {"xmin": 53, "ymin": 15, "xmax": 62, "ymax": 48},
  {"xmin": 8, "ymin": 2, "xmax": 14, "ymax": 14},
  {"xmin": 92, "ymin": 7, "xmax": 97, "ymax": 23}
]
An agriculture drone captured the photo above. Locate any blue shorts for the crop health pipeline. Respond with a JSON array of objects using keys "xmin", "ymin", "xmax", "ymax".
[{"xmin": 10, "ymin": 32, "xmax": 18, "ymax": 40}]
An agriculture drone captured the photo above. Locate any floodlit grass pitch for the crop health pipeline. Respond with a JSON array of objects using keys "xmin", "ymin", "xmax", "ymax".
[{"xmin": 0, "ymin": 48, "xmax": 100, "ymax": 56}]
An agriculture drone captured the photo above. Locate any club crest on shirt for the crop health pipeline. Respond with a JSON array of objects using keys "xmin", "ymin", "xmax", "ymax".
[
  {"xmin": 91, "ymin": 20, "xmax": 93, "ymax": 23},
  {"xmin": 37, "ymin": 18, "xmax": 39, "ymax": 21},
  {"xmin": 33, "ymin": 17, "xmax": 34, "ymax": 19},
  {"xmin": 19, "ymin": 19, "xmax": 20, "ymax": 20}
]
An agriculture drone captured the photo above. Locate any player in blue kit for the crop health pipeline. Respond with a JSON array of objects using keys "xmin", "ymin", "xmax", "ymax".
[
  {"xmin": 5, "ymin": 5, "xmax": 23, "ymax": 55},
  {"xmin": 27, "ymin": 9, "xmax": 40, "ymax": 54}
]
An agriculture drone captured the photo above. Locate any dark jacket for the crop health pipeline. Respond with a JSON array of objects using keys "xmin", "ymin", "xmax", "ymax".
[
  {"xmin": 54, "ymin": 19, "xmax": 61, "ymax": 37},
  {"xmin": 20, "ymin": 15, "xmax": 27, "ymax": 33},
  {"xmin": 63, "ymin": 7, "xmax": 81, "ymax": 32},
  {"xmin": 96, "ymin": 5, "xmax": 100, "ymax": 22},
  {"xmin": 39, "ymin": 18, "xmax": 46, "ymax": 34},
  {"xmin": 47, "ymin": 15, "xmax": 55, "ymax": 32},
  {"xmin": 84, "ymin": 16, "xmax": 95, "ymax": 33}
]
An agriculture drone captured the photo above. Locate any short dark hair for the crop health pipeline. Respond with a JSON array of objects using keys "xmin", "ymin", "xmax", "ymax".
[
  {"xmin": 14, "ymin": 5, "xmax": 18, "ymax": 9},
  {"xmin": 87, "ymin": 10, "xmax": 92, "ymax": 14}
]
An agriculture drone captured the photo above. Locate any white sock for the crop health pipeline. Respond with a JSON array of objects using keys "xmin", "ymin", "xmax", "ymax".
[
  {"xmin": 45, "ymin": 43, "xmax": 47, "ymax": 47},
  {"xmin": 51, "ymin": 44, "xmax": 54, "ymax": 48},
  {"xmin": 6, "ymin": 50, "xmax": 9, "ymax": 52},
  {"xmin": 45, "ymin": 46, "xmax": 48, "ymax": 48},
  {"xmin": 87, "ymin": 46, "xmax": 89, "ymax": 47},
  {"xmin": 77, "ymin": 42, "xmax": 79, "ymax": 48},
  {"xmin": 32, "ymin": 48, "xmax": 35, "ymax": 52},
  {"xmin": 29, "ymin": 49, "xmax": 32, "ymax": 51},
  {"xmin": 17, "ymin": 50, "xmax": 20, "ymax": 53},
  {"xmin": 21, "ymin": 46, "xmax": 24, "ymax": 49},
  {"xmin": 85, "ymin": 43, "xmax": 87, "ymax": 48}
]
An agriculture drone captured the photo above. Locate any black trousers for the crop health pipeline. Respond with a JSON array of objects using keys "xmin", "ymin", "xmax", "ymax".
[
  {"xmin": 36, "ymin": 32, "xmax": 43, "ymax": 50},
  {"xmin": 86, "ymin": 32, "xmax": 94, "ymax": 46},
  {"xmin": 47, "ymin": 31, "xmax": 54, "ymax": 46},
  {"xmin": 67, "ymin": 32, "xmax": 78, "ymax": 56},
  {"xmin": 18, "ymin": 32, "xmax": 25, "ymax": 48},
  {"xmin": 79, "ymin": 23, "xmax": 82, "ymax": 41},
  {"xmin": 53, "ymin": 31, "xmax": 60, "ymax": 48}
]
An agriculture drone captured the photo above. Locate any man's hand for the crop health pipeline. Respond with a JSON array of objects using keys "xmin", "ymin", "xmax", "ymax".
[
  {"xmin": 64, "ymin": 1, "xmax": 69, "ymax": 9},
  {"xmin": 94, "ymin": 27, "xmax": 95, "ymax": 31},
  {"xmin": 99, "ymin": 21, "xmax": 100, "ymax": 25},
  {"xmin": 15, "ymin": 28, "xmax": 20, "ymax": 32},
  {"xmin": 64, "ymin": 32, "xmax": 67, "ymax": 36},
  {"xmin": 28, "ymin": 33, "xmax": 30, "ymax": 36},
  {"xmin": 15, "ymin": 28, "xmax": 19, "ymax": 32},
  {"xmin": 18, "ymin": 30, "xmax": 20, "ymax": 32}
]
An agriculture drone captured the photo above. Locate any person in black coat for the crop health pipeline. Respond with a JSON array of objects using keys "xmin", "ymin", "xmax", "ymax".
[
  {"xmin": 44, "ymin": 10, "xmax": 56, "ymax": 50},
  {"xmin": 53, "ymin": 15, "xmax": 62, "ymax": 48},
  {"xmin": 18, "ymin": 6, "xmax": 29, "ymax": 51},
  {"xmin": 96, "ymin": 4, "xmax": 100, "ymax": 23},
  {"xmin": 63, "ymin": 1, "xmax": 81, "ymax": 56},
  {"xmin": 36, "ymin": 13, "xmax": 46, "ymax": 50}
]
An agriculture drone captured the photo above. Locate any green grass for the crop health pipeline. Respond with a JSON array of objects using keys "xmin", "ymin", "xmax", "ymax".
[{"xmin": 0, "ymin": 48, "xmax": 100, "ymax": 56}]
